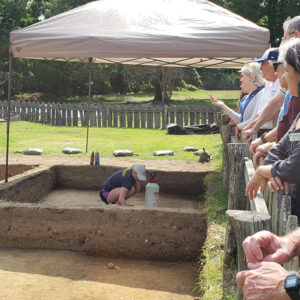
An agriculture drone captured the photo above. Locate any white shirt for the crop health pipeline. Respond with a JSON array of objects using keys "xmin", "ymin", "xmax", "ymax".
[
  {"xmin": 227, "ymin": 87, "xmax": 265, "ymax": 129},
  {"xmin": 256, "ymin": 79, "xmax": 280, "ymax": 129}
]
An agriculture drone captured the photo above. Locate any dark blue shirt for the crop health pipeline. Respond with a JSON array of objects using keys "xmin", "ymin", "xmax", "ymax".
[{"xmin": 102, "ymin": 169, "xmax": 135, "ymax": 192}]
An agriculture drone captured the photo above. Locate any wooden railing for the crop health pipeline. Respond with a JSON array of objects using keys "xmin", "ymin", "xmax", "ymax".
[
  {"xmin": 0, "ymin": 100, "xmax": 218, "ymax": 129},
  {"xmin": 217, "ymin": 113, "xmax": 299, "ymax": 300}
]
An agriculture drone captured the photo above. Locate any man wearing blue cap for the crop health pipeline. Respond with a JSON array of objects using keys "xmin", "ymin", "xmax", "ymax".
[{"xmin": 250, "ymin": 47, "xmax": 280, "ymax": 136}]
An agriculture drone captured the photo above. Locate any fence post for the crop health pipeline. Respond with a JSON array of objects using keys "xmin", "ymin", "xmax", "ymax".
[
  {"xmin": 227, "ymin": 143, "xmax": 249, "ymax": 210},
  {"xmin": 162, "ymin": 105, "xmax": 168, "ymax": 129},
  {"xmin": 66, "ymin": 103, "xmax": 72, "ymax": 126},
  {"xmin": 90, "ymin": 103, "xmax": 97, "ymax": 127},
  {"xmin": 120, "ymin": 106, "xmax": 126, "ymax": 128},
  {"xmin": 283, "ymin": 215, "xmax": 299, "ymax": 271},
  {"xmin": 200, "ymin": 108, "xmax": 207, "ymax": 124},
  {"xmin": 147, "ymin": 107, "xmax": 154, "ymax": 129},
  {"xmin": 154, "ymin": 106, "xmax": 161, "ymax": 129},
  {"xmin": 112, "ymin": 105, "xmax": 118, "ymax": 127},
  {"xmin": 107, "ymin": 105, "xmax": 112, "ymax": 127},
  {"xmin": 134, "ymin": 106, "xmax": 140, "ymax": 128},
  {"xmin": 51, "ymin": 102, "xmax": 56, "ymax": 125},
  {"xmin": 226, "ymin": 210, "xmax": 271, "ymax": 300},
  {"xmin": 127, "ymin": 105, "xmax": 133, "ymax": 128},
  {"xmin": 40, "ymin": 101, "xmax": 46, "ymax": 123},
  {"xmin": 141, "ymin": 108, "xmax": 146, "ymax": 128},
  {"xmin": 176, "ymin": 106, "xmax": 183, "ymax": 127},
  {"xmin": 72, "ymin": 104, "xmax": 78, "ymax": 126},
  {"xmin": 183, "ymin": 107, "xmax": 189, "ymax": 126},
  {"xmin": 46, "ymin": 102, "xmax": 51, "ymax": 124},
  {"xmin": 219, "ymin": 117, "xmax": 235, "ymax": 185},
  {"xmin": 279, "ymin": 195, "xmax": 292, "ymax": 236},
  {"xmin": 169, "ymin": 106, "xmax": 175, "ymax": 124}
]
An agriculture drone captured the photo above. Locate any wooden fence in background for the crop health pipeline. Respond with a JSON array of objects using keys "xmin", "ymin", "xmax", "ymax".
[
  {"xmin": 0, "ymin": 100, "xmax": 218, "ymax": 129},
  {"xmin": 216, "ymin": 113, "xmax": 298, "ymax": 300}
]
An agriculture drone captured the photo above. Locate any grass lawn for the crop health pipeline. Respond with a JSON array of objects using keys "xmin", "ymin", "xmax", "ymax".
[{"xmin": 1, "ymin": 122, "xmax": 223, "ymax": 166}]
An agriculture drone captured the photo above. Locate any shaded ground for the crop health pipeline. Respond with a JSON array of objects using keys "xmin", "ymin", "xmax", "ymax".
[{"xmin": 0, "ymin": 248, "xmax": 197, "ymax": 300}]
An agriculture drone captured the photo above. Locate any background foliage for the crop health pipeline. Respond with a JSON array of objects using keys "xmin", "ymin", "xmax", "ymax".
[{"xmin": 0, "ymin": 0, "xmax": 299, "ymax": 102}]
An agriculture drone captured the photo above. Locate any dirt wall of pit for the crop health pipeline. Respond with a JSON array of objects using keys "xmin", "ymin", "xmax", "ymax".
[
  {"xmin": 0, "ymin": 202, "xmax": 207, "ymax": 261},
  {"xmin": 55, "ymin": 165, "xmax": 207, "ymax": 195},
  {"xmin": 0, "ymin": 167, "xmax": 56, "ymax": 203}
]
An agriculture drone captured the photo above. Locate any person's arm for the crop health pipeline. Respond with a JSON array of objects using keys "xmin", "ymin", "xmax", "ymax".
[
  {"xmin": 271, "ymin": 142, "xmax": 300, "ymax": 184},
  {"xmin": 249, "ymin": 127, "xmax": 277, "ymax": 154},
  {"xmin": 241, "ymin": 229, "xmax": 300, "ymax": 264},
  {"xmin": 242, "ymin": 92, "xmax": 284, "ymax": 142},
  {"xmin": 134, "ymin": 180, "xmax": 141, "ymax": 193},
  {"xmin": 252, "ymin": 92, "xmax": 285, "ymax": 133},
  {"xmin": 209, "ymin": 95, "xmax": 241, "ymax": 123},
  {"xmin": 236, "ymin": 262, "xmax": 290, "ymax": 300},
  {"xmin": 245, "ymin": 165, "xmax": 272, "ymax": 200},
  {"xmin": 118, "ymin": 187, "xmax": 129, "ymax": 205}
]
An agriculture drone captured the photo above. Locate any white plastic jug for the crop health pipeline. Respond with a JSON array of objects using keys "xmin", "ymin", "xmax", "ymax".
[{"xmin": 145, "ymin": 173, "xmax": 159, "ymax": 206}]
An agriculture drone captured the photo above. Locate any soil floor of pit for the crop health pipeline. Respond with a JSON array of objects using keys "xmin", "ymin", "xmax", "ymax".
[
  {"xmin": 0, "ymin": 154, "xmax": 208, "ymax": 299},
  {"xmin": 40, "ymin": 189, "xmax": 199, "ymax": 210}
]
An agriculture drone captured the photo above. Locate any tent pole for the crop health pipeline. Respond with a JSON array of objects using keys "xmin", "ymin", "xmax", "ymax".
[
  {"xmin": 86, "ymin": 58, "xmax": 92, "ymax": 153},
  {"xmin": 5, "ymin": 49, "xmax": 13, "ymax": 183}
]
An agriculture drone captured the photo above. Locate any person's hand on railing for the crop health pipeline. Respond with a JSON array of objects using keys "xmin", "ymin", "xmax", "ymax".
[
  {"xmin": 245, "ymin": 171, "xmax": 268, "ymax": 200},
  {"xmin": 242, "ymin": 127, "xmax": 257, "ymax": 143},
  {"xmin": 252, "ymin": 142, "xmax": 275, "ymax": 166},
  {"xmin": 253, "ymin": 151, "xmax": 267, "ymax": 166},
  {"xmin": 249, "ymin": 137, "xmax": 263, "ymax": 154},
  {"xmin": 268, "ymin": 177, "xmax": 289, "ymax": 194},
  {"xmin": 236, "ymin": 261, "xmax": 289, "ymax": 300},
  {"xmin": 235, "ymin": 126, "xmax": 241, "ymax": 141},
  {"xmin": 241, "ymin": 230, "xmax": 295, "ymax": 264}
]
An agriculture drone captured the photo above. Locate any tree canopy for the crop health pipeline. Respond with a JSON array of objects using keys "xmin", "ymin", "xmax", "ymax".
[{"xmin": 0, "ymin": 0, "xmax": 299, "ymax": 101}]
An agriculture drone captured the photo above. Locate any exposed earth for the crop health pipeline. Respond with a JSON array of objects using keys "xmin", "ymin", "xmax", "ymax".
[{"xmin": 0, "ymin": 154, "xmax": 210, "ymax": 299}]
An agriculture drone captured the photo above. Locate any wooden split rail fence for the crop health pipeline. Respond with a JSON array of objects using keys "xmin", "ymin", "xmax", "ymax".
[
  {"xmin": 0, "ymin": 100, "xmax": 218, "ymax": 129},
  {"xmin": 216, "ymin": 113, "xmax": 299, "ymax": 300}
]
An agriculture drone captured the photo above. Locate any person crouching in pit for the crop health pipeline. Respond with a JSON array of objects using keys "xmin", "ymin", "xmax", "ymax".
[{"xmin": 99, "ymin": 164, "xmax": 147, "ymax": 205}]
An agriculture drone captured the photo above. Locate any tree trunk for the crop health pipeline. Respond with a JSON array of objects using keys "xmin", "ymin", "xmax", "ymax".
[{"xmin": 153, "ymin": 81, "xmax": 162, "ymax": 102}]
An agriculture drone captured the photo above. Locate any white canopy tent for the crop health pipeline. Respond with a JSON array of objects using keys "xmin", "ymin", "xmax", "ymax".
[
  {"xmin": 5, "ymin": 0, "xmax": 270, "ymax": 181},
  {"xmin": 10, "ymin": 0, "xmax": 269, "ymax": 68}
]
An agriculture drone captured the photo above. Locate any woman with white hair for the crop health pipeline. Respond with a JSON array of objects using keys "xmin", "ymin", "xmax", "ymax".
[{"xmin": 210, "ymin": 62, "xmax": 265, "ymax": 130}]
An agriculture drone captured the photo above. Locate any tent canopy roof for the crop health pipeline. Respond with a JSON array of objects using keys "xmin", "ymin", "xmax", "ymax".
[{"xmin": 10, "ymin": 0, "xmax": 270, "ymax": 69}]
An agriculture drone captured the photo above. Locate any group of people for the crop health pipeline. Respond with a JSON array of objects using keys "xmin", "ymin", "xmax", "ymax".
[
  {"xmin": 210, "ymin": 15, "xmax": 300, "ymax": 299},
  {"xmin": 99, "ymin": 15, "xmax": 300, "ymax": 299}
]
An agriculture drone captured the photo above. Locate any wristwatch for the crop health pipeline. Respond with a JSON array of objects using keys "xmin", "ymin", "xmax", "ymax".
[
  {"xmin": 260, "ymin": 132, "xmax": 267, "ymax": 143},
  {"xmin": 285, "ymin": 272, "xmax": 300, "ymax": 299}
]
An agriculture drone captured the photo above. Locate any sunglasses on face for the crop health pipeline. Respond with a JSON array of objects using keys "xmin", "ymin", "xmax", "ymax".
[{"xmin": 273, "ymin": 62, "xmax": 282, "ymax": 71}]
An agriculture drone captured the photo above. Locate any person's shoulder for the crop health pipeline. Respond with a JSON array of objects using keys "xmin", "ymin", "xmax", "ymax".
[{"xmin": 122, "ymin": 169, "xmax": 132, "ymax": 178}]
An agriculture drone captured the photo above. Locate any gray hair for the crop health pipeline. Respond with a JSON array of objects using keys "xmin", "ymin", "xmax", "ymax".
[
  {"xmin": 240, "ymin": 62, "xmax": 265, "ymax": 87},
  {"xmin": 278, "ymin": 38, "xmax": 299, "ymax": 63},
  {"xmin": 283, "ymin": 16, "xmax": 300, "ymax": 35}
]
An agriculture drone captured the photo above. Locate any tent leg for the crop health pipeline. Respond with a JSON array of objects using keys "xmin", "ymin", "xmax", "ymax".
[
  {"xmin": 5, "ymin": 51, "xmax": 13, "ymax": 183},
  {"xmin": 86, "ymin": 61, "xmax": 92, "ymax": 153}
]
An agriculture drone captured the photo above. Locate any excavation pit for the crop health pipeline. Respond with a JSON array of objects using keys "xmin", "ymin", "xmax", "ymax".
[{"xmin": 0, "ymin": 165, "xmax": 207, "ymax": 261}]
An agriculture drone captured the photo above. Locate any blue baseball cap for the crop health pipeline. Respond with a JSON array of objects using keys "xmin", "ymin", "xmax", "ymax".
[{"xmin": 254, "ymin": 48, "xmax": 279, "ymax": 62}]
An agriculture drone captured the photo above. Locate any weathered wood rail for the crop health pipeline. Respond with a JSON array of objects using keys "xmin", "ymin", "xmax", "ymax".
[
  {"xmin": 0, "ymin": 100, "xmax": 218, "ymax": 129},
  {"xmin": 217, "ymin": 113, "xmax": 299, "ymax": 300}
]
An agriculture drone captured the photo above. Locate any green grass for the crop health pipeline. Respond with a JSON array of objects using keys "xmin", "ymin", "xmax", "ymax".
[
  {"xmin": 1, "ymin": 122, "xmax": 222, "ymax": 163},
  {"xmin": 197, "ymin": 172, "xmax": 237, "ymax": 299}
]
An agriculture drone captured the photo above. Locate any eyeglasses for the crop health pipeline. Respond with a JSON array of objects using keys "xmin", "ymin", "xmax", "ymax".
[{"xmin": 273, "ymin": 62, "xmax": 282, "ymax": 71}]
